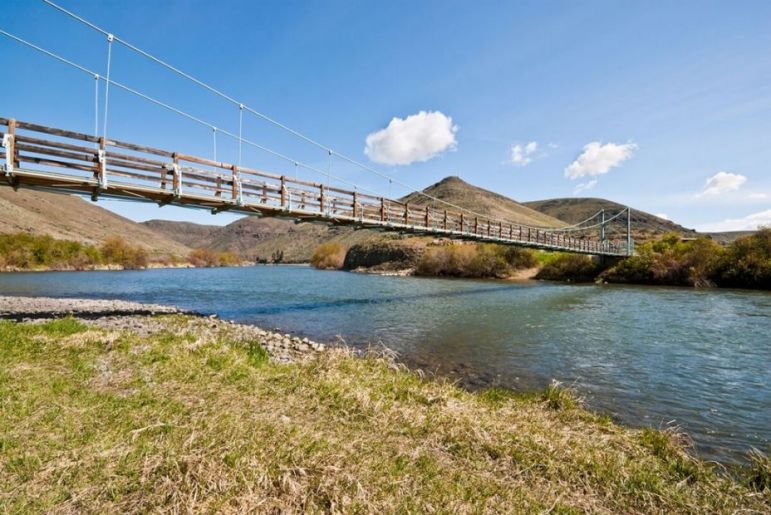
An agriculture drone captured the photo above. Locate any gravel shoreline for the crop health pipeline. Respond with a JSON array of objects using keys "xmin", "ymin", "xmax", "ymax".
[
  {"xmin": 0, "ymin": 296, "xmax": 187, "ymax": 320},
  {"xmin": 0, "ymin": 296, "xmax": 327, "ymax": 363}
]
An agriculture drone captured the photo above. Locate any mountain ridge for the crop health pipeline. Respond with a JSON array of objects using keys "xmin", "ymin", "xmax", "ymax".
[
  {"xmin": 524, "ymin": 197, "xmax": 697, "ymax": 240},
  {"xmin": 400, "ymin": 176, "xmax": 565, "ymax": 228}
]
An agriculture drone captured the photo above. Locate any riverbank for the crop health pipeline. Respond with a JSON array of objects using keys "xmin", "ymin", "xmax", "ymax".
[
  {"xmin": 0, "ymin": 296, "xmax": 326, "ymax": 362},
  {"xmin": 0, "ymin": 297, "xmax": 768, "ymax": 512},
  {"xmin": 0, "ymin": 232, "xmax": 252, "ymax": 273}
]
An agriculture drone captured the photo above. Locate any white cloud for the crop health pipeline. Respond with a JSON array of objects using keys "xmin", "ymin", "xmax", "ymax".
[
  {"xmin": 697, "ymin": 209, "xmax": 771, "ymax": 232},
  {"xmin": 699, "ymin": 171, "xmax": 746, "ymax": 196},
  {"xmin": 747, "ymin": 192, "xmax": 767, "ymax": 200},
  {"xmin": 509, "ymin": 141, "xmax": 538, "ymax": 166},
  {"xmin": 573, "ymin": 179, "xmax": 597, "ymax": 195},
  {"xmin": 364, "ymin": 111, "xmax": 458, "ymax": 165},
  {"xmin": 655, "ymin": 213, "xmax": 670, "ymax": 220},
  {"xmin": 565, "ymin": 141, "xmax": 637, "ymax": 179}
]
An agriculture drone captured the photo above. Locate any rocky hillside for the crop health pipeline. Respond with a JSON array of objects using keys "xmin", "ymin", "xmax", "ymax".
[
  {"xmin": 142, "ymin": 217, "xmax": 389, "ymax": 263},
  {"xmin": 524, "ymin": 197, "xmax": 697, "ymax": 241},
  {"xmin": 141, "ymin": 220, "xmax": 221, "ymax": 249},
  {"xmin": 0, "ymin": 188, "xmax": 191, "ymax": 258},
  {"xmin": 401, "ymin": 176, "xmax": 564, "ymax": 227}
]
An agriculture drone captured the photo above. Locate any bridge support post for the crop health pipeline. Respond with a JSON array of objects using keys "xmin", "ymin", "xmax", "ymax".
[
  {"xmin": 627, "ymin": 207, "xmax": 633, "ymax": 256},
  {"xmin": 280, "ymin": 176, "xmax": 287, "ymax": 209},
  {"xmin": 2, "ymin": 119, "xmax": 16, "ymax": 178},
  {"xmin": 319, "ymin": 184, "xmax": 326, "ymax": 215},
  {"xmin": 172, "ymin": 156, "xmax": 181, "ymax": 199},
  {"xmin": 91, "ymin": 136, "xmax": 108, "ymax": 201},
  {"xmin": 599, "ymin": 208, "xmax": 606, "ymax": 246},
  {"xmin": 98, "ymin": 137, "xmax": 108, "ymax": 189},
  {"xmin": 231, "ymin": 166, "xmax": 243, "ymax": 206},
  {"xmin": 352, "ymin": 191, "xmax": 359, "ymax": 219}
]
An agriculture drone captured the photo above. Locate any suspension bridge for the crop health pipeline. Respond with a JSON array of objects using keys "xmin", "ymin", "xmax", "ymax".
[{"xmin": 0, "ymin": 2, "xmax": 634, "ymax": 257}]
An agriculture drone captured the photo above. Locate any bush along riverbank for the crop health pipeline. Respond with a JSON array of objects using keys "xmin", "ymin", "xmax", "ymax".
[
  {"xmin": 0, "ymin": 306, "xmax": 769, "ymax": 512},
  {"xmin": 0, "ymin": 233, "xmax": 248, "ymax": 272},
  {"xmin": 312, "ymin": 229, "xmax": 771, "ymax": 290},
  {"xmin": 538, "ymin": 229, "xmax": 771, "ymax": 289},
  {"xmin": 312, "ymin": 239, "xmax": 538, "ymax": 279}
]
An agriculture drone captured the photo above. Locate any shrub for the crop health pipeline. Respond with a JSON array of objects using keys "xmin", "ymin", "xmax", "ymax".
[
  {"xmin": 601, "ymin": 233, "xmax": 724, "ymax": 287},
  {"xmin": 535, "ymin": 253, "xmax": 605, "ymax": 282},
  {"xmin": 311, "ymin": 242, "xmax": 346, "ymax": 270},
  {"xmin": 189, "ymin": 248, "xmax": 241, "ymax": 267},
  {"xmin": 0, "ymin": 233, "xmax": 102, "ymax": 270},
  {"xmin": 217, "ymin": 251, "xmax": 241, "ymax": 266},
  {"xmin": 714, "ymin": 228, "xmax": 771, "ymax": 289},
  {"xmin": 416, "ymin": 243, "xmax": 535, "ymax": 278},
  {"xmin": 100, "ymin": 236, "xmax": 149, "ymax": 269}
]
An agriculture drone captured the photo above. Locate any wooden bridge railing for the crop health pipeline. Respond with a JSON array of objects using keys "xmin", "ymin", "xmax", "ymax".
[{"xmin": 0, "ymin": 117, "xmax": 629, "ymax": 256}]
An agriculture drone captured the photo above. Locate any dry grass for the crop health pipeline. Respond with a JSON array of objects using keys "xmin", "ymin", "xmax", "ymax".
[
  {"xmin": 311, "ymin": 242, "xmax": 347, "ymax": 270},
  {"xmin": 1, "ymin": 317, "xmax": 769, "ymax": 513},
  {"xmin": 417, "ymin": 243, "xmax": 536, "ymax": 278}
]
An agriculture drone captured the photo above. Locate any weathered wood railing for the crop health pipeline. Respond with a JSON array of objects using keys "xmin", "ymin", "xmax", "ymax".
[{"xmin": 0, "ymin": 117, "xmax": 629, "ymax": 256}]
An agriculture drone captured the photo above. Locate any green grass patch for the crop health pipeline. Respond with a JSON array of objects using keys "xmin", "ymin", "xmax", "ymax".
[{"xmin": 0, "ymin": 315, "xmax": 768, "ymax": 513}]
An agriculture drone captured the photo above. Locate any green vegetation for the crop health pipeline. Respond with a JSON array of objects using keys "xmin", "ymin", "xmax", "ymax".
[
  {"xmin": 188, "ymin": 247, "xmax": 241, "ymax": 267},
  {"xmin": 535, "ymin": 253, "xmax": 606, "ymax": 282},
  {"xmin": 0, "ymin": 233, "xmax": 148, "ymax": 271},
  {"xmin": 603, "ymin": 229, "xmax": 771, "ymax": 289},
  {"xmin": 713, "ymin": 228, "xmax": 771, "ymax": 289},
  {"xmin": 100, "ymin": 235, "xmax": 149, "ymax": 269},
  {"xmin": 416, "ymin": 243, "xmax": 536, "ymax": 278},
  {"xmin": 0, "ymin": 316, "xmax": 768, "ymax": 512},
  {"xmin": 0, "ymin": 233, "xmax": 246, "ymax": 271},
  {"xmin": 533, "ymin": 230, "xmax": 771, "ymax": 289},
  {"xmin": 310, "ymin": 242, "xmax": 347, "ymax": 269}
]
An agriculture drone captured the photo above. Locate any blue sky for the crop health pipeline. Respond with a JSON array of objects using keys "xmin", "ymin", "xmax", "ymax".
[{"xmin": 2, "ymin": 0, "xmax": 770, "ymax": 231}]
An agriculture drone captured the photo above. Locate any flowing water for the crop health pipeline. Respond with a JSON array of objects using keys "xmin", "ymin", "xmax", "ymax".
[{"xmin": 1, "ymin": 266, "xmax": 769, "ymax": 463}]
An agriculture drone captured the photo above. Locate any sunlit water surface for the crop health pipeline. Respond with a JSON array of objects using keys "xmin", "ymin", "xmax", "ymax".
[{"xmin": 1, "ymin": 266, "xmax": 769, "ymax": 463}]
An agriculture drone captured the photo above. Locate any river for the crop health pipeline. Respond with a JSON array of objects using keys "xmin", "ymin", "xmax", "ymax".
[{"xmin": 1, "ymin": 265, "xmax": 768, "ymax": 464}]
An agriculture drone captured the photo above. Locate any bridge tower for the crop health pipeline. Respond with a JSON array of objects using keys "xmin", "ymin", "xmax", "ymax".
[{"xmin": 599, "ymin": 208, "xmax": 606, "ymax": 252}]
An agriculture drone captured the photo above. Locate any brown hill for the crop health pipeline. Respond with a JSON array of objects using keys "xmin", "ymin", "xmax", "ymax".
[
  {"xmin": 142, "ymin": 217, "xmax": 388, "ymax": 263},
  {"xmin": 0, "ymin": 188, "xmax": 191, "ymax": 258},
  {"xmin": 141, "ymin": 220, "xmax": 221, "ymax": 249},
  {"xmin": 523, "ymin": 197, "xmax": 696, "ymax": 241},
  {"xmin": 401, "ymin": 176, "xmax": 565, "ymax": 227}
]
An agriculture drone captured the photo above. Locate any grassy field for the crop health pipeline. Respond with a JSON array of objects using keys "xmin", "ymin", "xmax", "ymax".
[{"xmin": 1, "ymin": 316, "xmax": 769, "ymax": 513}]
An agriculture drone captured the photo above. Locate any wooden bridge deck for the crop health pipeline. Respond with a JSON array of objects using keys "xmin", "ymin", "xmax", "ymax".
[{"xmin": 0, "ymin": 118, "xmax": 630, "ymax": 256}]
